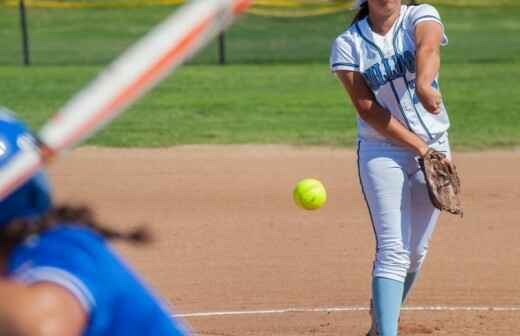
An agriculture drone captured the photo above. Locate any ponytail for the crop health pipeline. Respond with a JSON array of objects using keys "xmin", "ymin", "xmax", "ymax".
[
  {"xmin": 351, "ymin": 1, "xmax": 419, "ymax": 25},
  {"xmin": 351, "ymin": 2, "xmax": 369, "ymax": 25},
  {"xmin": 0, "ymin": 205, "xmax": 152, "ymax": 253}
]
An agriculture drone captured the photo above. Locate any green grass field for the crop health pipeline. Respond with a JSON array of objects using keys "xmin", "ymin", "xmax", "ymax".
[{"xmin": 0, "ymin": 5, "xmax": 518, "ymax": 150}]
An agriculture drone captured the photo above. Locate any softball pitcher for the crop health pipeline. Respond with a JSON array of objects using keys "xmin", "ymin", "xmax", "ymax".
[
  {"xmin": 0, "ymin": 110, "xmax": 189, "ymax": 336},
  {"xmin": 330, "ymin": 0, "xmax": 451, "ymax": 335}
]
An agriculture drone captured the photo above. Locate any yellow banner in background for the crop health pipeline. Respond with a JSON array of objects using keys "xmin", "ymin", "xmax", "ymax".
[
  {"xmin": 0, "ymin": 0, "xmax": 356, "ymax": 16},
  {"xmin": 248, "ymin": 0, "xmax": 352, "ymax": 17},
  {"xmin": 250, "ymin": 0, "xmax": 353, "ymax": 17},
  {"xmin": 1, "ymin": 0, "xmax": 517, "ymax": 13},
  {"xmin": 1, "ymin": 0, "xmax": 184, "ymax": 8},
  {"xmin": 248, "ymin": 3, "xmax": 353, "ymax": 17}
]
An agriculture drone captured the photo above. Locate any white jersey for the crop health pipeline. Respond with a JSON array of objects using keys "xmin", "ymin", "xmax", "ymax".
[{"xmin": 330, "ymin": 4, "xmax": 449, "ymax": 143}]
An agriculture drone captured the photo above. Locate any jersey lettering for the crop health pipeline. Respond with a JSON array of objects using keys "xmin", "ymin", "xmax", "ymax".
[{"xmin": 362, "ymin": 50, "xmax": 415, "ymax": 91}]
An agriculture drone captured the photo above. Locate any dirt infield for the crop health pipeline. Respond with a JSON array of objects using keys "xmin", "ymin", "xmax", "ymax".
[{"xmin": 49, "ymin": 146, "xmax": 520, "ymax": 335}]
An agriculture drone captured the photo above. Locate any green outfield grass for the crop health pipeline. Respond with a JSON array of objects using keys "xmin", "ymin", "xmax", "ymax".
[
  {"xmin": 1, "ymin": 62, "xmax": 518, "ymax": 150},
  {"xmin": 0, "ymin": 5, "xmax": 518, "ymax": 150}
]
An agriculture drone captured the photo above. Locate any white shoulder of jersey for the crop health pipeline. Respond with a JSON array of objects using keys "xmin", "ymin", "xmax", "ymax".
[
  {"xmin": 330, "ymin": 3, "xmax": 448, "ymax": 73},
  {"xmin": 330, "ymin": 25, "xmax": 361, "ymax": 73},
  {"xmin": 406, "ymin": 4, "xmax": 448, "ymax": 46}
]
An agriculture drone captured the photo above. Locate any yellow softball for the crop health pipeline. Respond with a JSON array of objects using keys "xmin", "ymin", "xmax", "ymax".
[{"xmin": 293, "ymin": 178, "xmax": 327, "ymax": 210}]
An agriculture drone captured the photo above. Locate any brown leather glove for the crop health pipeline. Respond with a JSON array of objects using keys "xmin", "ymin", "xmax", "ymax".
[{"xmin": 419, "ymin": 148, "xmax": 463, "ymax": 217}]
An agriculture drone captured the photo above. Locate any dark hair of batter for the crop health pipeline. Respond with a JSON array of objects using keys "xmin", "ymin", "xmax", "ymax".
[
  {"xmin": 351, "ymin": 0, "xmax": 419, "ymax": 25},
  {"xmin": 0, "ymin": 205, "xmax": 152, "ymax": 254}
]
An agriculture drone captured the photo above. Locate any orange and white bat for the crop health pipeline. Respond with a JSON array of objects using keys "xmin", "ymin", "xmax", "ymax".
[{"xmin": 0, "ymin": 0, "xmax": 251, "ymax": 200}]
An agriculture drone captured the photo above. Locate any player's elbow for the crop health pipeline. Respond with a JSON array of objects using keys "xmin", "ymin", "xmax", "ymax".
[
  {"xmin": 355, "ymin": 101, "xmax": 376, "ymax": 123},
  {"xmin": 355, "ymin": 101, "xmax": 391, "ymax": 129}
]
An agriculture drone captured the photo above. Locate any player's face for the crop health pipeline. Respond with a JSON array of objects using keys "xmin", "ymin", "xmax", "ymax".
[{"xmin": 368, "ymin": 0, "xmax": 401, "ymax": 17}]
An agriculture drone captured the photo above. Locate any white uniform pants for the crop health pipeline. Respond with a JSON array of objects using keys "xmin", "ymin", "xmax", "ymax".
[{"xmin": 357, "ymin": 133, "xmax": 451, "ymax": 282}]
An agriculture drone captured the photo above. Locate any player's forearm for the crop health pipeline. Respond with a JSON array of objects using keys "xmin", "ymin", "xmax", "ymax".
[
  {"xmin": 415, "ymin": 45, "xmax": 440, "ymax": 94},
  {"xmin": 335, "ymin": 70, "xmax": 429, "ymax": 155},
  {"xmin": 359, "ymin": 103, "xmax": 428, "ymax": 156}
]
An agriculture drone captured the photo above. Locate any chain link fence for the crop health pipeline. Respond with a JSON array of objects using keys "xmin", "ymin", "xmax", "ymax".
[{"xmin": 0, "ymin": 0, "xmax": 517, "ymax": 66}]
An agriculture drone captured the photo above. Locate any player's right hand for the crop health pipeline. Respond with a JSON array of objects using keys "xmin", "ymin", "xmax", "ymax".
[{"xmin": 416, "ymin": 85, "xmax": 442, "ymax": 114}]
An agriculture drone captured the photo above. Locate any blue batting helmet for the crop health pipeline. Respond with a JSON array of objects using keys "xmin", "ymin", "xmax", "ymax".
[{"xmin": 0, "ymin": 108, "xmax": 52, "ymax": 227}]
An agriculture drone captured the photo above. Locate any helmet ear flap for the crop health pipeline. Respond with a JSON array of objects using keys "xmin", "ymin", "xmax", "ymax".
[
  {"xmin": 0, "ymin": 109, "xmax": 53, "ymax": 226},
  {"xmin": 0, "ymin": 171, "xmax": 52, "ymax": 227},
  {"xmin": 27, "ymin": 172, "xmax": 53, "ymax": 217}
]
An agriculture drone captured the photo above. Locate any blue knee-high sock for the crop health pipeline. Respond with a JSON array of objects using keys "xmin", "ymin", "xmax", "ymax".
[
  {"xmin": 402, "ymin": 272, "xmax": 418, "ymax": 304},
  {"xmin": 372, "ymin": 277, "xmax": 404, "ymax": 336}
]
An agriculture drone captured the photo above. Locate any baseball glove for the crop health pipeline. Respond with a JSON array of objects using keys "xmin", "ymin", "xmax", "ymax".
[{"xmin": 419, "ymin": 148, "xmax": 463, "ymax": 217}]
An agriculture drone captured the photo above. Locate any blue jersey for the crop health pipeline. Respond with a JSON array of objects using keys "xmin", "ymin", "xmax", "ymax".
[{"xmin": 6, "ymin": 225, "xmax": 189, "ymax": 336}]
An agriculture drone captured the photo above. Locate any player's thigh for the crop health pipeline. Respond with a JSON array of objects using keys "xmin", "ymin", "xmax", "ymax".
[
  {"xmin": 358, "ymin": 152, "xmax": 410, "ymax": 246},
  {"xmin": 408, "ymin": 132, "xmax": 452, "ymax": 250},
  {"xmin": 408, "ymin": 168, "xmax": 440, "ymax": 253}
]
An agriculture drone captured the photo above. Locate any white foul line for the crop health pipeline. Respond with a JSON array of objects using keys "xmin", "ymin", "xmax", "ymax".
[{"xmin": 176, "ymin": 305, "xmax": 520, "ymax": 318}]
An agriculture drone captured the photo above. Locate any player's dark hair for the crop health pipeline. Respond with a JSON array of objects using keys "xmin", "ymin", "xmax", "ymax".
[
  {"xmin": 0, "ymin": 205, "xmax": 151, "ymax": 253},
  {"xmin": 351, "ymin": 1, "xmax": 420, "ymax": 25},
  {"xmin": 351, "ymin": 2, "xmax": 369, "ymax": 25}
]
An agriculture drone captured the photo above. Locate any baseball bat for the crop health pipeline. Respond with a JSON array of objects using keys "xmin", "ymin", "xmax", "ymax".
[{"xmin": 0, "ymin": 0, "xmax": 251, "ymax": 200}]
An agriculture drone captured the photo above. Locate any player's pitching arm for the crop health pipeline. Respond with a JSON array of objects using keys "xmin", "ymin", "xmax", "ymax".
[
  {"xmin": 335, "ymin": 70, "xmax": 429, "ymax": 156},
  {"xmin": 415, "ymin": 21, "xmax": 444, "ymax": 114},
  {"xmin": 0, "ymin": 279, "xmax": 85, "ymax": 336}
]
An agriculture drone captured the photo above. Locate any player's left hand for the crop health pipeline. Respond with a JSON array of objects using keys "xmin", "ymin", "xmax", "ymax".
[
  {"xmin": 419, "ymin": 148, "xmax": 463, "ymax": 216},
  {"xmin": 416, "ymin": 85, "xmax": 442, "ymax": 114}
]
